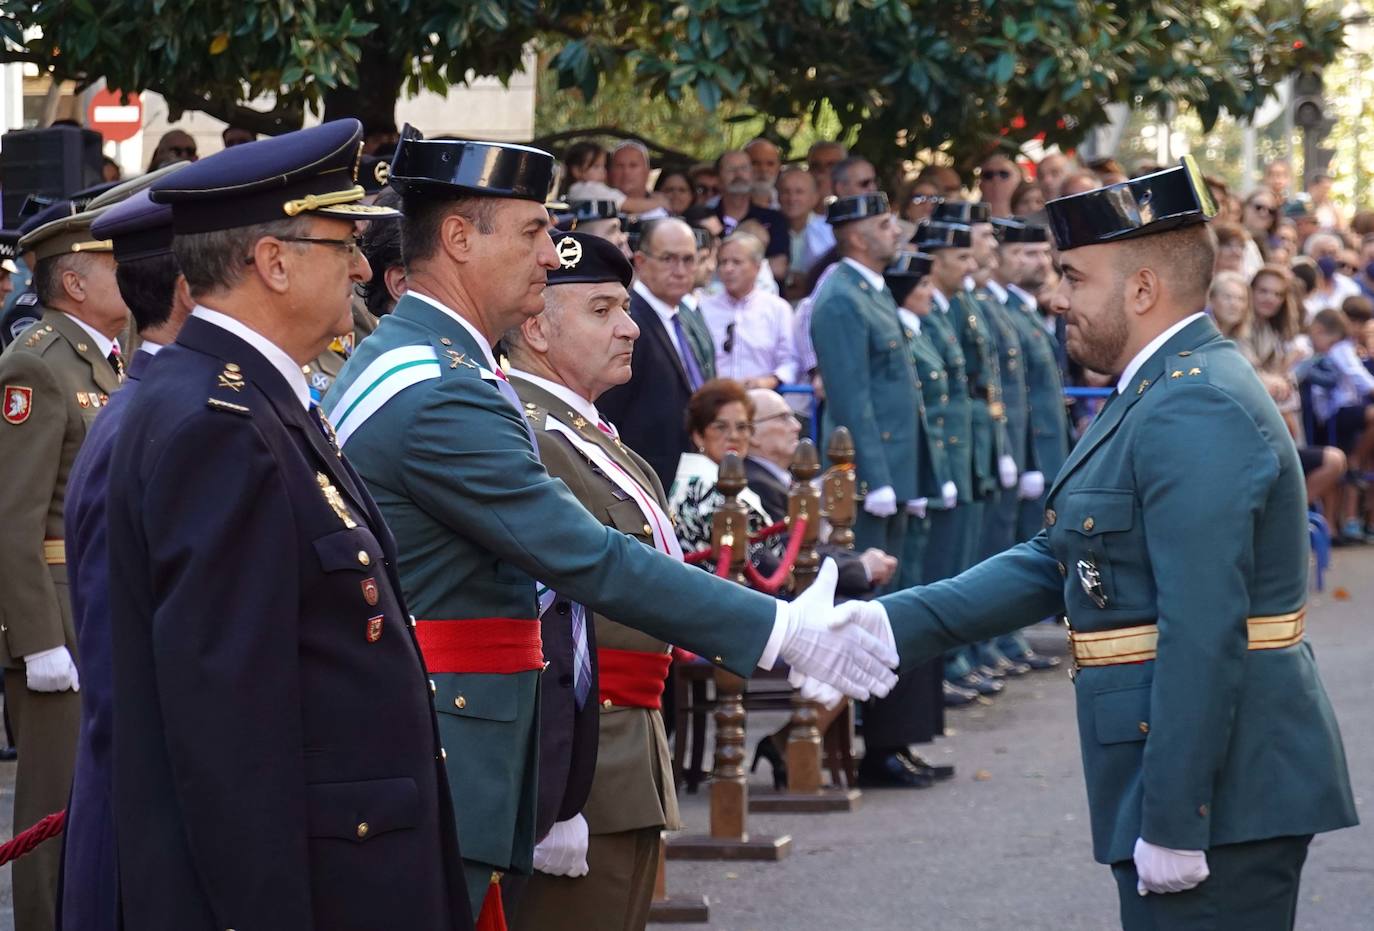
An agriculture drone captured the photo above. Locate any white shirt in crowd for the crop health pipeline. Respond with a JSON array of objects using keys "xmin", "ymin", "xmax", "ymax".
[{"xmin": 699, "ymin": 286, "xmax": 800, "ymax": 385}]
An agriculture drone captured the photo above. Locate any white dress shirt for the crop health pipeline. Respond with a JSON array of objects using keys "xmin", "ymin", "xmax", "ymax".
[
  {"xmin": 840, "ymin": 257, "xmax": 886, "ymax": 292},
  {"xmin": 931, "ymin": 287, "xmax": 951, "ymax": 313},
  {"xmin": 1115, "ymin": 312, "xmax": 1206, "ymax": 395},
  {"xmin": 192, "ymin": 306, "xmax": 311, "ymax": 409},
  {"xmin": 505, "ymin": 368, "xmax": 606, "ymax": 428},
  {"xmin": 699, "ymin": 287, "xmax": 799, "ymax": 384}
]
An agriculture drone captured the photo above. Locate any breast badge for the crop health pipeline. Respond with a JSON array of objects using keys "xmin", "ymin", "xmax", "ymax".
[
  {"xmin": 1076, "ymin": 555, "xmax": 1108, "ymax": 609},
  {"xmin": 366, "ymin": 615, "xmax": 383, "ymax": 643},
  {"xmin": 361, "ymin": 577, "xmax": 379, "ymax": 606},
  {"xmin": 317, "ymin": 472, "xmax": 357, "ymax": 528}
]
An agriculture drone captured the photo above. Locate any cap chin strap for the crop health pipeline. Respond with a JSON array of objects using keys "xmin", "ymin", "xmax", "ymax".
[{"xmin": 283, "ymin": 185, "xmax": 367, "ymax": 217}]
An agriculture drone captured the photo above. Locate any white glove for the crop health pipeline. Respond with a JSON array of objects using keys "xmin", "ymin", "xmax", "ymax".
[
  {"xmin": 777, "ymin": 559, "xmax": 898, "ymax": 701},
  {"xmin": 905, "ymin": 498, "xmax": 928, "ymax": 518},
  {"xmin": 787, "ymin": 669, "xmax": 844, "ymax": 710},
  {"xmin": 532, "ymin": 814, "xmax": 590, "ymax": 877},
  {"xmin": 998, "ymin": 455, "xmax": 1018, "ymax": 489},
  {"xmin": 941, "ymin": 481, "xmax": 958, "ymax": 509},
  {"xmin": 788, "ymin": 598, "xmax": 900, "ymax": 706},
  {"xmin": 1018, "ymin": 470, "xmax": 1045, "ymax": 501},
  {"xmin": 862, "ymin": 485, "xmax": 898, "ymax": 518},
  {"xmin": 23, "ymin": 645, "xmax": 79, "ymax": 693},
  {"xmin": 1133, "ymin": 837, "xmax": 1209, "ymax": 896}
]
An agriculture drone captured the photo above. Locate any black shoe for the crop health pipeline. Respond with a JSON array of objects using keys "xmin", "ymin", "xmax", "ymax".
[
  {"xmin": 899, "ymin": 749, "xmax": 956, "ymax": 780},
  {"xmin": 943, "ymin": 679, "xmax": 979, "ymax": 707},
  {"xmin": 990, "ymin": 655, "xmax": 1031, "ymax": 677},
  {"xmin": 1018, "ymin": 650, "xmax": 1062, "ymax": 671},
  {"xmin": 955, "ymin": 671, "xmax": 1004, "ymax": 696},
  {"xmin": 0, "ymin": 746, "xmax": 15, "ymax": 762},
  {"xmin": 858, "ymin": 751, "xmax": 934, "ymax": 788},
  {"xmin": 750, "ymin": 735, "xmax": 787, "ymax": 790}
]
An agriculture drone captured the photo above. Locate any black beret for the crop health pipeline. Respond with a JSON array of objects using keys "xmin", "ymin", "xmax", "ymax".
[
  {"xmin": 547, "ymin": 231, "xmax": 633, "ymax": 288},
  {"xmin": 150, "ymin": 118, "xmax": 400, "ymax": 234},
  {"xmin": 91, "ymin": 191, "xmax": 174, "ymax": 263},
  {"xmin": 389, "ymin": 124, "xmax": 554, "ymax": 203},
  {"xmin": 913, "ymin": 220, "xmax": 972, "ymax": 250},
  {"xmin": 884, "ymin": 250, "xmax": 933, "ymax": 305},
  {"xmin": 1045, "ymin": 156, "xmax": 1217, "ymax": 251},
  {"xmin": 827, "ymin": 192, "xmax": 890, "ymax": 226},
  {"xmin": 991, "ymin": 216, "xmax": 1051, "ymax": 244},
  {"xmin": 932, "ymin": 201, "xmax": 991, "ymax": 225}
]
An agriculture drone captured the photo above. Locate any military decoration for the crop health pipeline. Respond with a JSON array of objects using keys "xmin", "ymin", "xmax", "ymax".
[
  {"xmin": 1076, "ymin": 555, "xmax": 1108, "ymax": 609},
  {"xmin": 2, "ymin": 385, "xmax": 32, "ymax": 424},
  {"xmin": 555, "ymin": 236, "xmax": 583, "ymax": 269},
  {"xmin": 317, "ymin": 472, "xmax": 357, "ymax": 528},
  {"xmin": 218, "ymin": 363, "xmax": 245, "ymax": 392},
  {"xmin": 366, "ymin": 615, "xmax": 384, "ymax": 643},
  {"xmin": 361, "ymin": 577, "xmax": 380, "ymax": 606},
  {"xmin": 77, "ymin": 392, "xmax": 90, "ymax": 409}
]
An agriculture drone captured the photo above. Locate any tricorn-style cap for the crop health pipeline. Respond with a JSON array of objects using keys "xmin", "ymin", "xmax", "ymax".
[
  {"xmin": 547, "ymin": 231, "xmax": 633, "ymax": 288},
  {"xmin": 388, "ymin": 124, "xmax": 554, "ymax": 203},
  {"xmin": 1045, "ymin": 155, "xmax": 1217, "ymax": 251},
  {"xmin": 932, "ymin": 201, "xmax": 991, "ymax": 225},
  {"xmin": 826, "ymin": 192, "xmax": 890, "ymax": 226},
  {"xmin": 991, "ymin": 216, "xmax": 1051, "ymax": 244},
  {"xmin": 149, "ymin": 118, "xmax": 400, "ymax": 234},
  {"xmin": 913, "ymin": 220, "xmax": 972, "ymax": 250},
  {"xmin": 554, "ymin": 199, "xmax": 622, "ymax": 232},
  {"xmin": 884, "ymin": 250, "xmax": 934, "ymax": 305},
  {"xmin": 91, "ymin": 191, "xmax": 175, "ymax": 263}
]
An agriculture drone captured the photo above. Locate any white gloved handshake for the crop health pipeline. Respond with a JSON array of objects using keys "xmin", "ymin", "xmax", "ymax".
[
  {"xmin": 1133, "ymin": 837, "xmax": 1209, "ymax": 895},
  {"xmin": 533, "ymin": 814, "xmax": 590, "ymax": 877}
]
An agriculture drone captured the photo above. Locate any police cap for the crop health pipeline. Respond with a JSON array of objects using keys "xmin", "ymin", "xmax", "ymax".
[
  {"xmin": 991, "ymin": 216, "xmax": 1051, "ymax": 244},
  {"xmin": 913, "ymin": 220, "xmax": 972, "ymax": 251},
  {"xmin": 388, "ymin": 124, "xmax": 554, "ymax": 203},
  {"xmin": 884, "ymin": 250, "xmax": 934, "ymax": 305},
  {"xmin": 932, "ymin": 201, "xmax": 991, "ymax": 225},
  {"xmin": 1044, "ymin": 155, "xmax": 1217, "ymax": 251},
  {"xmin": 827, "ymin": 192, "xmax": 890, "ymax": 226}
]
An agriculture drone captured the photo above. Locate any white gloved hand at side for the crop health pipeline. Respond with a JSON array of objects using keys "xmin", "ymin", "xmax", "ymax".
[
  {"xmin": 777, "ymin": 560, "xmax": 898, "ymax": 701},
  {"xmin": 23, "ymin": 645, "xmax": 79, "ymax": 693},
  {"xmin": 1133, "ymin": 837, "xmax": 1209, "ymax": 895},
  {"xmin": 905, "ymin": 498, "xmax": 928, "ymax": 518},
  {"xmin": 862, "ymin": 485, "xmax": 898, "ymax": 518},
  {"xmin": 532, "ymin": 814, "xmax": 590, "ymax": 877},
  {"xmin": 1018, "ymin": 470, "xmax": 1045, "ymax": 500},
  {"xmin": 940, "ymin": 481, "xmax": 958, "ymax": 509},
  {"xmin": 998, "ymin": 455, "xmax": 1018, "ymax": 489}
]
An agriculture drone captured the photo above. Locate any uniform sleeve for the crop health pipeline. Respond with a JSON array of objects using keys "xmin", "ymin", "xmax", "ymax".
[
  {"xmin": 400, "ymin": 381, "xmax": 776, "ymax": 674},
  {"xmin": 139, "ymin": 412, "xmax": 312, "ymax": 927},
  {"xmin": 811, "ymin": 289, "xmax": 893, "ymax": 491},
  {"xmin": 1134, "ymin": 386, "xmax": 1278, "ymax": 850},
  {"xmin": 0, "ymin": 354, "xmax": 70, "ymax": 657},
  {"xmin": 878, "ymin": 532, "xmax": 1064, "ymax": 672}
]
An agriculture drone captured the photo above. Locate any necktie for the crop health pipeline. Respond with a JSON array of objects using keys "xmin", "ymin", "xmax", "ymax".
[
  {"xmin": 596, "ymin": 419, "xmax": 617, "ymax": 439},
  {"xmin": 569, "ymin": 603, "xmax": 591, "ymax": 708},
  {"xmin": 107, "ymin": 345, "xmax": 124, "ymax": 380},
  {"xmin": 670, "ymin": 312, "xmax": 705, "ymax": 391}
]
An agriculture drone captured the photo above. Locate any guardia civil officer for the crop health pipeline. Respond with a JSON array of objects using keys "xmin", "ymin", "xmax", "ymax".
[
  {"xmin": 322, "ymin": 129, "xmax": 897, "ymax": 922},
  {"xmin": 842, "ymin": 159, "xmax": 1358, "ymax": 930},
  {"xmin": 107, "ymin": 119, "xmax": 473, "ymax": 931}
]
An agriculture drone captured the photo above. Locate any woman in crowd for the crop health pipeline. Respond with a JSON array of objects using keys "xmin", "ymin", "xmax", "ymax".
[
  {"xmin": 654, "ymin": 167, "xmax": 696, "ymax": 216},
  {"xmin": 1246, "ymin": 264, "xmax": 1307, "ymax": 432},
  {"xmin": 1009, "ymin": 180, "xmax": 1045, "ymax": 217},
  {"xmin": 1212, "ymin": 223, "xmax": 1248, "ymax": 275},
  {"xmin": 1209, "ymin": 270, "xmax": 1250, "ymax": 337},
  {"xmin": 1240, "ymin": 188, "xmax": 1279, "ymax": 271},
  {"xmin": 899, "ymin": 177, "xmax": 942, "ymax": 225}
]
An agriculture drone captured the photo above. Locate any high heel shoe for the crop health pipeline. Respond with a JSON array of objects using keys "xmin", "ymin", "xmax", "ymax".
[{"xmin": 750, "ymin": 735, "xmax": 787, "ymax": 790}]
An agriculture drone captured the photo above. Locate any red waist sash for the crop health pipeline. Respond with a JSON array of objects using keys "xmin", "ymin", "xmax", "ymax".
[
  {"xmin": 597, "ymin": 648, "xmax": 672, "ymax": 709},
  {"xmin": 415, "ymin": 618, "xmax": 544, "ymax": 674}
]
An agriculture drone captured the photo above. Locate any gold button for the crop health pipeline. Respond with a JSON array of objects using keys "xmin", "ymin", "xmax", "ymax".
[
  {"xmin": 642, "ymin": 524, "xmax": 652, "ymax": 536},
  {"xmin": 602, "ymin": 699, "xmax": 613, "ymax": 709},
  {"xmin": 455, "ymin": 695, "xmax": 467, "ymax": 709},
  {"xmin": 440, "ymin": 337, "xmax": 453, "ymax": 346},
  {"xmin": 713, "ymin": 655, "xmax": 724, "ymax": 664},
  {"xmin": 1138, "ymin": 721, "xmax": 1149, "ymax": 734},
  {"xmin": 1057, "ymin": 561, "xmax": 1066, "ymax": 576},
  {"xmin": 1198, "ymin": 804, "xmax": 1208, "ymax": 817},
  {"xmin": 948, "ymin": 435, "xmax": 959, "ymax": 444},
  {"xmin": 356, "ymin": 822, "xmax": 369, "ymax": 839},
  {"xmin": 881, "ymin": 431, "xmax": 891, "ymax": 441},
  {"xmin": 77, "ymin": 341, "xmax": 88, "ymax": 352},
  {"xmin": 357, "ymin": 550, "xmax": 371, "ymax": 566},
  {"xmin": 302, "ymin": 364, "xmax": 312, "ymax": 374},
  {"xmin": 1082, "ymin": 517, "xmax": 1094, "ymax": 532},
  {"xmin": 1045, "ymin": 508, "xmax": 1057, "ymax": 526},
  {"xmin": 225, "ymin": 363, "xmax": 240, "ymax": 372}
]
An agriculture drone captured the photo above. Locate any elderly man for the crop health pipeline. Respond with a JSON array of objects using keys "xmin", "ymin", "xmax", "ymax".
[
  {"xmin": 807, "ymin": 140, "xmax": 847, "ymax": 203},
  {"xmin": 778, "ymin": 167, "xmax": 831, "ymax": 297},
  {"xmin": 502, "ymin": 232, "xmax": 677, "ymax": 930},
  {"xmin": 599, "ymin": 217, "xmax": 715, "ymax": 489},
  {"xmin": 848, "ymin": 159, "xmax": 1357, "ymax": 930},
  {"xmin": 608, "ymin": 141, "xmax": 668, "ymax": 220},
  {"xmin": 744, "ymin": 136, "xmax": 782, "ymax": 206},
  {"xmin": 699, "ymin": 232, "xmax": 799, "ymax": 389},
  {"xmin": 107, "ymin": 120, "xmax": 471, "ymax": 930},
  {"xmin": 977, "ymin": 152, "xmax": 1024, "ymax": 218},
  {"xmin": 324, "ymin": 133, "xmax": 898, "ymax": 922},
  {"xmin": 0, "ymin": 196, "xmax": 129, "ymax": 931},
  {"xmin": 714, "ymin": 149, "xmax": 789, "ymax": 283}
]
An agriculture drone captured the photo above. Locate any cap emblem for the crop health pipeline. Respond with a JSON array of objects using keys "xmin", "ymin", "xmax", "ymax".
[{"xmin": 556, "ymin": 236, "xmax": 583, "ymax": 269}]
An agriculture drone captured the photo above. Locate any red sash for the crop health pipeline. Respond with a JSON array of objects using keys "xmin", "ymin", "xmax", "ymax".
[
  {"xmin": 414, "ymin": 619, "xmax": 544, "ymax": 674},
  {"xmin": 597, "ymin": 648, "xmax": 672, "ymax": 709}
]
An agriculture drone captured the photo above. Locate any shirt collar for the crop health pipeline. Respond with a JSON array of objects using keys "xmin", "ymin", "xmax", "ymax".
[
  {"xmin": 138, "ymin": 340, "xmax": 164, "ymax": 357},
  {"xmin": 407, "ymin": 291, "xmax": 498, "ymax": 371},
  {"xmin": 191, "ymin": 306, "xmax": 311, "ymax": 410},
  {"xmin": 62, "ymin": 313, "xmax": 115, "ymax": 359},
  {"xmin": 633, "ymin": 279, "xmax": 680, "ymax": 322},
  {"xmin": 841, "ymin": 257, "xmax": 886, "ymax": 292},
  {"xmin": 1115, "ymin": 312, "xmax": 1206, "ymax": 394},
  {"xmin": 984, "ymin": 279, "xmax": 1009, "ymax": 303},
  {"xmin": 930, "ymin": 287, "xmax": 951, "ymax": 313},
  {"xmin": 1007, "ymin": 283, "xmax": 1038, "ymax": 311},
  {"xmin": 505, "ymin": 367, "xmax": 603, "ymax": 426},
  {"xmin": 897, "ymin": 308, "xmax": 921, "ymax": 334},
  {"xmin": 962, "ymin": 275, "xmax": 977, "ymax": 292}
]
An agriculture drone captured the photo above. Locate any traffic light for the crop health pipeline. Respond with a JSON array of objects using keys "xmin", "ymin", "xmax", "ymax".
[{"xmin": 1292, "ymin": 70, "xmax": 1326, "ymax": 130}]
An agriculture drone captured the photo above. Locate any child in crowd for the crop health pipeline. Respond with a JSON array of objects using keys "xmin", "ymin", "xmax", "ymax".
[
  {"xmin": 1307, "ymin": 308, "xmax": 1374, "ymax": 540},
  {"xmin": 561, "ymin": 140, "xmax": 626, "ymax": 207}
]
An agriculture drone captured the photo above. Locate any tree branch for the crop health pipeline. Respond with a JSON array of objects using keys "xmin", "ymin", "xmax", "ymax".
[
  {"xmin": 149, "ymin": 85, "xmax": 306, "ymax": 136},
  {"xmin": 528, "ymin": 125, "xmax": 699, "ymax": 165}
]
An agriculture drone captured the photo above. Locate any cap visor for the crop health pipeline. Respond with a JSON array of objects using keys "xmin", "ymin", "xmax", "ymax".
[{"xmin": 314, "ymin": 202, "xmax": 402, "ymax": 221}]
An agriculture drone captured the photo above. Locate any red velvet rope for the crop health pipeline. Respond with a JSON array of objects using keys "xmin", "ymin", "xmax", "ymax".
[
  {"xmin": 0, "ymin": 810, "xmax": 65, "ymax": 866},
  {"xmin": 743, "ymin": 515, "xmax": 809, "ymax": 594},
  {"xmin": 714, "ymin": 540, "xmax": 734, "ymax": 577},
  {"xmin": 682, "ymin": 518, "xmax": 791, "ymax": 564}
]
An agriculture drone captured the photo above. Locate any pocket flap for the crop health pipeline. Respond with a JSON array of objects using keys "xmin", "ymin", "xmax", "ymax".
[
  {"xmin": 313, "ymin": 526, "xmax": 383, "ymax": 573},
  {"xmin": 606, "ymin": 497, "xmax": 651, "ymax": 537},
  {"xmin": 1065, "ymin": 489, "xmax": 1134, "ymax": 536},
  {"xmin": 1092, "ymin": 684, "xmax": 1152, "ymax": 745},
  {"xmin": 435, "ymin": 673, "xmax": 521, "ymax": 723},
  {"xmin": 306, "ymin": 776, "xmax": 418, "ymax": 842}
]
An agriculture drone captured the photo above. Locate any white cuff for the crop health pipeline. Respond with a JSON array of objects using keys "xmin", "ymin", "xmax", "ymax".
[{"xmin": 757, "ymin": 602, "xmax": 791, "ymax": 670}]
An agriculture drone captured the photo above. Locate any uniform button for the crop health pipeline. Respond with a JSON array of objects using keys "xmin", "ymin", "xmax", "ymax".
[
  {"xmin": 1082, "ymin": 517, "xmax": 1094, "ymax": 532},
  {"xmin": 1198, "ymin": 804, "xmax": 1208, "ymax": 817},
  {"xmin": 602, "ymin": 698, "xmax": 613, "ymax": 709},
  {"xmin": 357, "ymin": 550, "xmax": 371, "ymax": 566},
  {"xmin": 1138, "ymin": 721, "xmax": 1149, "ymax": 734},
  {"xmin": 939, "ymin": 395, "xmax": 948, "ymax": 404},
  {"xmin": 643, "ymin": 524, "xmax": 652, "ymax": 536},
  {"xmin": 429, "ymin": 679, "xmax": 436, "ymax": 695},
  {"xmin": 948, "ymin": 435, "xmax": 959, "ymax": 444},
  {"xmin": 881, "ymin": 431, "xmax": 891, "ymax": 441},
  {"xmin": 936, "ymin": 417, "xmax": 944, "ymax": 426},
  {"xmin": 455, "ymin": 695, "xmax": 467, "ymax": 709},
  {"xmin": 888, "ymin": 340, "xmax": 898, "ymax": 349},
  {"xmin": 1045, "ymin": 508, "xmax": 1057, "ymax": 526},
  {"xmin": 1057, "ymin": 561, "xmax": 1066, "ymax": 576},
  {"xmin": 713, "ymin": 655, "xmax": 724, "ymax": 664},
  {"xmin": 356, "ymin": 821, "xmax": 369, "ymax": 839}
]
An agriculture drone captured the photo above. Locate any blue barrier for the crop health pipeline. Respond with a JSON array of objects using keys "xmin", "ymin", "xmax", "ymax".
[{"xmin": 1063, "ymin": 386, "xmax": 1115, "ymax": 399}]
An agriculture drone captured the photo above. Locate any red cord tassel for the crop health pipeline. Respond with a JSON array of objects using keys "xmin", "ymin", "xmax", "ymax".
[{"xmin": 475, "ymin": 873, "xmax": 507, "ymax": 931}]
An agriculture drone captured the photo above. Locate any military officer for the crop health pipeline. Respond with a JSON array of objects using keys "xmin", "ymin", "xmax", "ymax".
[
  {"xmin": 502, "ymin": 232, "xmax": 679, "ymax": 929},
  {"xmin": 108, "ymin": 119, "xmax": 472, "ymax": 931},
  {"xmin": 846, "ymin": 160, "xmax": 1358, "ymax": 930},
  {"xmin": 809, "ymin": 192, "xmax": 919, "ymax": 562},
  {"xmin": 556, "ymin": 199, "xmax": 631, "ymax": 258},
  {"xmin": 322, "ymin": 130, "xmax": 897, "ymax": 922},
  {"xmin": 0, "ymin": 196, "xmax": 129, "ymax": 931}
]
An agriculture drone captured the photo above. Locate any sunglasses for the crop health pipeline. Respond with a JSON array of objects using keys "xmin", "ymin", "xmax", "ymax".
[
  {"xmin": 980, "ymin": 169, "xmax": 1015, "ymax": 181},
  {"xmin": 910, "ymin": 194, "xmax": 943, "ymax": 205},
  {"xmin": 723, "ymin": 322, "xmax": 735, "ymax": 355},
  {"xmin": 695, "ymin": 184, "xmax": 720, "ymax": 196}
]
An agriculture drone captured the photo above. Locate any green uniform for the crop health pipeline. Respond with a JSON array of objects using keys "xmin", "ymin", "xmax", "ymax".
[
  {"xmin": 324, "ymin": 294, "xmax": 776, "ymax": 917},
  {"xmin": 879, "ymin": 316, "xmax": 1357, "ymax": 923},
  {"xmin": 0, "ymin": 309, "xmax": 120, "ymax": 931},
  {"xmin": 945, "ymin": 287, "xmax": 1004, "ymax": 505}
]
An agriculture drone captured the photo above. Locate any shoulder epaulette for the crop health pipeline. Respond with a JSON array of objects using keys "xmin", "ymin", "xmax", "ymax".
[
  {"xmin": 1163, "ymin": 350, "xmax": 1209, "ymax": 387},
  {"xmin": 21, "ymin": 323, "xmax": 59, "ymax": 353},
  {"xmin": 206, "ymin": 361, "xmax": 252, "ymax": 415}
]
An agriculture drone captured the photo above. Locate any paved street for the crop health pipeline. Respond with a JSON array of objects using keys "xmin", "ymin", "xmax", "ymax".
[{"xmin": 0, "ymin": 552, "xmax": 1366, "ymax": 930}]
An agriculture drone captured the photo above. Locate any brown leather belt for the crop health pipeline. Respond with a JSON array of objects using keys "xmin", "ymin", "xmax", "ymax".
[
  {"xmin": 43, "ymin": 539, "xmax": 64, "ymax": 565},
  {"xmin": 1069, "ymin": 608, "xmax": 1305, "ymax": 668}
]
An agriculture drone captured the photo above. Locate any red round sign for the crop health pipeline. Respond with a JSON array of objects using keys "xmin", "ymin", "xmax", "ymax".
[{"xmin": 86, "ymin": 89, "xmax": 143, "ymax": 143}]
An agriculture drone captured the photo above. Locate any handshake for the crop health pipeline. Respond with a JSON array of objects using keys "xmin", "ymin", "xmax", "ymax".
[{"xmin": 770, "ymin": 559, "xmax": 898, "ymax": 708}]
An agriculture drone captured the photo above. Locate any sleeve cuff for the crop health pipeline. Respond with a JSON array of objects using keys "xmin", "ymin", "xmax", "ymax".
[{"xmin": 756, "ymin": 601, "xmax": 790, "ymax": 670}]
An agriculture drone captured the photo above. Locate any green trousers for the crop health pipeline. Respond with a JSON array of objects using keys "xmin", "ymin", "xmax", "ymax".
[{"xmin": 1111, "ymin": 834, "xmax": 1312, "ymax": 931}]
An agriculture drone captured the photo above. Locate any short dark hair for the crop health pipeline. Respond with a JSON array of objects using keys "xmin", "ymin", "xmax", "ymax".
[
  {"xmin": 361, "ymin": 189, "xmax": 404, "ymax": 316},
  {"xmin": 115, "ymin": 253, "xmax": 181, "ymax": 332},
  {"xmin": 400, "ymin": 195, "xmax": 495, "ymax": 267},
  {"xmin": 831, "ymin": 156, "xmax": 871, "ymax": 187},
  {"xmin": 1311, "ymin": 307, "xmax": 1349, "ymax": 339},
  {"xmin": 1341, "ymin": 294, "xmax": 1373, "ymax": 324},
  {"xmin": 685, "ymin": 378, "xmax": 754, "ymax": 437},
  {"xmin": 173, "ymin": 218, "xmax": 310, "ymax": 296}
]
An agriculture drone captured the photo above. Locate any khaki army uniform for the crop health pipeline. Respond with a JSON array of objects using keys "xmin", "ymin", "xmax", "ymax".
[
  {"xmin": 305, "ymin": 299, "xmax": 379, "ymax": 402},
  {"xmin": 0, "ymin": 308, "xmax": 120, "ymax": 931}
]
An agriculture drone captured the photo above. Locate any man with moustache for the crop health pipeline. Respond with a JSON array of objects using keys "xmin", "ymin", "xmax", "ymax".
[
  {"xmin": 841, "ymin": 159, "xmax": 1357, "ymax": 930},
  {"xmin": 713, "ymin": 149, "xmax": 789, "ymax": 283}
]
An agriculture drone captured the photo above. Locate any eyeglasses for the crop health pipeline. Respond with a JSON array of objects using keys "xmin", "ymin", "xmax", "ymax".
[
  {"xmin": 166, "ymin": 146, "xmax": 197, "ymax": 158},
  {"xmin": 753, "ymin": 411, "xmax": 798, "ymax": 428},
  {"xmin": 695, "ymin": 184, "xmax": 720, "ymax": 197},
  {"xmin": 706, "ymin": 419, "xmax": 755, "ymax": 436},
  {"xmin": 642, "ymin": 251, "xmax": 697, "ymax": 269},
  {"xmin": 244, "ymin": 235, "xmax": 362, "ymax": 265},
  {"xmin": 1248, "ymin": 203, "xmax": 1277, "ymax": 216},
  {"xmin": 980, "ymin": 169, "xmax": 1015, "ymax": 181}
]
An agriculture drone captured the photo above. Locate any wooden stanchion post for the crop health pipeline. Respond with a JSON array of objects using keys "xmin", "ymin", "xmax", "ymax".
[
  {"xmin": 821, "ymin": 427, "xmax": 860, "ymax": 787},
  {"xmin": 647, "ymin": 831, "xmax": 710, "ymax": 923},
  {"xmin": 669, "ymin": 453, "xmax": 791, "ymax": 861},
  {"xmin": 751, "ymin": 438, "xmax": 861, "ymax": 813}
]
